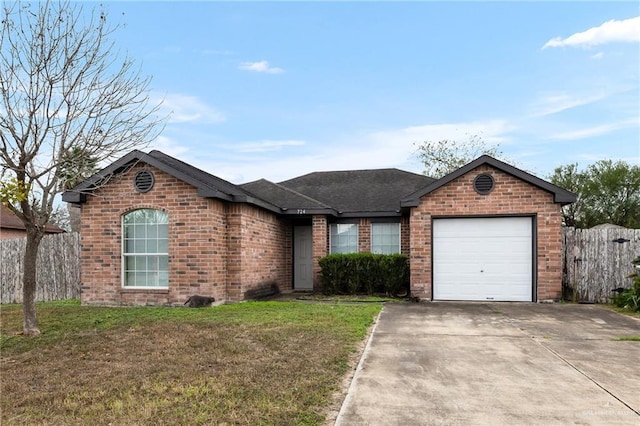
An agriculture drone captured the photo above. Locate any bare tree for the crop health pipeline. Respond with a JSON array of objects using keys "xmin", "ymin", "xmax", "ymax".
[
  {"xmin": 414, "ymin": 134, "xmax": 506, "ymax": 179},
  {"xmin": 0, "ymin": 1, "xmax": 163, "ymax": 335}
]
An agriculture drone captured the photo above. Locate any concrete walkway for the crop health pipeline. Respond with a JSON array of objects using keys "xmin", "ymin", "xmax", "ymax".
[{"xmin": 335, "ymin": 302, "xmax": 640, "ymax": 425}]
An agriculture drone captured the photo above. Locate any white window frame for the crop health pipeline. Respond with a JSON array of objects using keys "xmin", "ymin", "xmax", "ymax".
[
  {"xmin": 330, "ymin": 223, "xmax": 359, "ymax": 254},
  {"xmin": 122, "ymin": 209, "xmax": 169, "ymax": 289},
  {"xmin": 371, "ymin": 222, "xmax": 401, "ymax": 254}
]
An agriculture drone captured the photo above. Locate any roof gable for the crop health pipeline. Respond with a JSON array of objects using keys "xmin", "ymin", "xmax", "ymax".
[
  {"xmin": 401, "ymin": 155, "xmax": 577, "ymax": 207},
  {"xmin": 61, "ymin": 150, "xmax": 280, "ymax": 213}
]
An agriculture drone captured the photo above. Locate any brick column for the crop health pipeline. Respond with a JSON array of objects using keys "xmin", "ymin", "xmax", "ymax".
[
  {"xmin": 226, "ymin": 204, "xmax": 243, "ymax": 301},
  {"xmin": 358, "ymin": 218, "xmax": 371, "ymax": 253},
  {"xmin": 312, "ymin": 215, "xmax": 328, "ymax": 291},
  {"xmin": 409, "ymin": 208, "xmax": 432, "ymax": 299}
]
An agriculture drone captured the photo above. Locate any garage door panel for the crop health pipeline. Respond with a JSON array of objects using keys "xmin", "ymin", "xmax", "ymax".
[{"xmin": 433, "ymin": 217, "xmax": 533, "ymax": 302}]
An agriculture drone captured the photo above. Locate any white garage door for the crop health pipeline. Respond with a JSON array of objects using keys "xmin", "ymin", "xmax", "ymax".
[{"xmin": 433, "ymin": 217, "xmax": 533, "ymax": 302}]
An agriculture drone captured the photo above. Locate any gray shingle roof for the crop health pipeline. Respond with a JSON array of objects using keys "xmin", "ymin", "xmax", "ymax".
[
  {"xmin": 278, "ymin": 169, "xmax": 436, "ymax": 215},
  {"xmin": 63, "ymin": 151, "xmax": 574, "ymax": 217},
  {"xmin": 240, "ymin": 179, "xmax": 334, "ymax": 214},
  {"xmin": 146, "ymin": 150, "xmax": 247, "ymax": 199}
]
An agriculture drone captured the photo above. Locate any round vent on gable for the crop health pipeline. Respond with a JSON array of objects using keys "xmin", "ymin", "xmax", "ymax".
[
  {"xmin": 134, "ymin": 170, "xmax": 155, "ymax": 193},
  {"xmin": 473, "ymin": 174, "xmax": 495, "ymax": 195}
]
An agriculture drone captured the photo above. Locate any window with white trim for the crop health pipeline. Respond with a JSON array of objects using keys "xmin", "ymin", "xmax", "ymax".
[
  {"xmin": 330, "ymin": 223, "xmax": 358, "ymax": 253},
  {"xmin": 122, "ymin": 209, "xmax": 169, "ymax": 288},
  {"xmin": 371, "ymin": 222, "xmax": 400, "ymax": 254}
]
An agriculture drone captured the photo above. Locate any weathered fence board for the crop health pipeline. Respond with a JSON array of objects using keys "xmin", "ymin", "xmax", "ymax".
[
  {"xmin": 563, "ymin": 227, "xmax": 640, "ymax": 303},
  {"xmin": 0, "ymin": 232, "xmax": 80, "ymax": 304}
]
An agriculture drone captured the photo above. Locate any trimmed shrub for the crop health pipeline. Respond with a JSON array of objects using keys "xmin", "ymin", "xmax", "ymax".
[
  {"xmin": 318, "ymin": 253, "xmax": 409, "ymax": 296},
  {"xmin": 380, "ymin": 254, "xmax": 409, "ymax": 296}
]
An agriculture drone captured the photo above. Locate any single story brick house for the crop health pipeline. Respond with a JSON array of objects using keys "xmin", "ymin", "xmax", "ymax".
[{"xmin": 62, "ymin": 150, "xmax": 575, "ymax": 306}]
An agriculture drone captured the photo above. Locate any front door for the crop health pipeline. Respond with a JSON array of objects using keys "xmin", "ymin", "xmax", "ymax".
[{"xmin": 294, "ymin": 226, "xmax": 313, "ymax": 290}]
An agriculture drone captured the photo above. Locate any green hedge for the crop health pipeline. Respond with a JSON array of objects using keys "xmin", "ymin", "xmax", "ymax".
[{"xmin": 318, "ymin": 253, "xmax": 409, "ymax": 296}]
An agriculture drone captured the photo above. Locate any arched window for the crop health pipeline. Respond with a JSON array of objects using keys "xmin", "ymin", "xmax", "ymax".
[{"xmin": 122, "ymin": 209, "xmax": 168, "ymax": 288}]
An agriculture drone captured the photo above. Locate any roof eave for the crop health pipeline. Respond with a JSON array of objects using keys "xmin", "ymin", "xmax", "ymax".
[
  {"xmin": 230, "ymin": 194, "xmax": 283, "ymax": 214},
  {"xmin": 61, "ymin": 191, "xmax": 87, "ymax": 204},
  {"xmin": 197, "ymin": 188, "xmax": 233, "ymax": 201},
  {"xmin": 279, "ymin": 207, "xmax": 338, "ymax": 216},
  {"xmin": 335, "ymin": 210, "xmax": 403, "ymax": 218},
  {"xmin": 555, "ymin": 193, "xmax": 577, "ymax": 205}
]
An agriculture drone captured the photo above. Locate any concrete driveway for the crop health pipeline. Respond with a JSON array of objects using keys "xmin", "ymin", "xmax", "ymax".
[{"xmin": 335, "ymin": 303, "xmax": 640, "ymax": 425}]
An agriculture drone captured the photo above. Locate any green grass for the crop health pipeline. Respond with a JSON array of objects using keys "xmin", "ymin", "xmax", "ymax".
[
  {"xmin": 296, "ymin": 294, "xmax": 402, "ymax": 303},
  {"xmin": 613, "ymin": 335, "xmax": 640, "ymax": 341},
  {"xmin": 608, "ymin": 304, "xmax": 640, "ymax": 319},
  {"xmin": 1, "ymin": 299, "xmax": 381, "ymax": 425}
]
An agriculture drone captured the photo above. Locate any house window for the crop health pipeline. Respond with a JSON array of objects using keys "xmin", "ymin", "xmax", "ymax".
[
  {"xmin": 122, "ymin": 209, "xmax": 169, "ymax": 288},
  {"xmin": 330, "ymin": 223, "xmax": 358, "ymax": 253},
  {"xmin": 371, "ymin": 223, "xmax": 401, "ymax": 254}
]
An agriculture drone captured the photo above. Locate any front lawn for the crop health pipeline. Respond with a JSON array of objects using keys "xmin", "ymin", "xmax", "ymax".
[{"xmin": 0, "ymin": 300, "xmax": 381, "ymax": 425}]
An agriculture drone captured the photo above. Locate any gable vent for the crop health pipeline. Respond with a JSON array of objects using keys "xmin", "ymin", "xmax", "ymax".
[
  {"xmin": 473, "ymin": 174, "xmax": 494, "ymax": 195},
  {"xmin": 134, "ymin": 170, "xmax": 155, "ymax": 193}
]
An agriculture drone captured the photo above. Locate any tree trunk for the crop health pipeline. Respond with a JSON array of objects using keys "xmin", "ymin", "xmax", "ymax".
[{"xmin": 22, "ymin": 226, "xmax": 44, "ymax": 336}]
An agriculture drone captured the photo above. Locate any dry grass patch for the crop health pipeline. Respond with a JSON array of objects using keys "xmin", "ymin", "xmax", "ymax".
[{"xmin": 1, "ymin": 300, "xmax": 381, "ymax": 425}]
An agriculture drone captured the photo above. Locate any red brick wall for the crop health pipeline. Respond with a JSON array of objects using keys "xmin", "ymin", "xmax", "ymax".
[
  {"xmin": 79, "ymin": 163, "xmax": 290, "ymax": 306},
  {"xmin": 409, "ymin": 165, "xmax": 563, "ymax": 301},
  {"xmin": 358, "ymin": 218, "xmax": 371, "ymax": 253},
  {"xmin": 312, "ymin": 215, "xmax": 328, "ymax": 290},
  {"xmin": 400, "ymin": 216, "xmax": 410, "ymax": 255},
  {"xmin": 226, "ymin": 203, "xmax": 291, "ymax": 299}
]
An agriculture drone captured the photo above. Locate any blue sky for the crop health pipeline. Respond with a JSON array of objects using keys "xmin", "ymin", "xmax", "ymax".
[{"xmin": 105, "ymin": 1, "xmax": 639, "ymax": 183}]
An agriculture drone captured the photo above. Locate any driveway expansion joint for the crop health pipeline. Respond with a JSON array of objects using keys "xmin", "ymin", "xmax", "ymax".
[{"xmin": 514, "ymin": 319, "xmax": 640, "ymax": 418}]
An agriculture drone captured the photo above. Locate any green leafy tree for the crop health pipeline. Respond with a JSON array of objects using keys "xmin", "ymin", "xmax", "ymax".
[
  {"xmin": 0, "ymin": 1, "xmax": 163, "ymax": 335},
  {"xmin": 414, "ymin": 134, "xmax": 506, "ymax": 178},
  {"xmin": 547, "ymin": 163, "xmax": 585, "ymax": 228},
  {"xmin": 58, "ymin": 147, "xmax": 100, "ymax": 191},
  {"xmin": 550, "ymin": 160, "xmax": 640, "ymax": 228}
]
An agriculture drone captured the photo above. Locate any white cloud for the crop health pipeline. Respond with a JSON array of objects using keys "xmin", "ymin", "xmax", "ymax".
[
  {"xmin": 572, "ymin": 153, "xmax": 640, "ymax": 167},
  {"xmin": 238, "ymin": 60, "xmax": 284, "ymax": 74},
  {"xmin": 183, "ymin": 120, "xmax": 517, "ymax": 183},
  {"xmin": 590, "ymin": 52, "xmax": 604, "ymax": 60},
  {"xmin": 530, "ymin": 92, "xmax": 608, "ymax": 117},
  {"xmin": 235, "ymin": 140, "xmax": 306, "ymax": 153},
  {"xmin": 148, "ymin": 135, "xmax": 190, "ymax": 157},
  {"xmin": 549, "ymin": 118, "xmax": 638, "ymax": 140},
  {"xmin": 158, "ymin": 93, "xmax": 226, "ymax": 124},
  {"xmin": 543, "ymin": 16, "xmax": 640, "ymax": 49},
  {"xmin": 369, "ymin": 120, "xmax": 516, "ymax": 148}
]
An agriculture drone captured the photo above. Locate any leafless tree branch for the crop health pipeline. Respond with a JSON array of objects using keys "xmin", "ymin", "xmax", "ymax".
[{"xmin": 0, "ymin": 0, "xmax": 165, "ymax": 335}]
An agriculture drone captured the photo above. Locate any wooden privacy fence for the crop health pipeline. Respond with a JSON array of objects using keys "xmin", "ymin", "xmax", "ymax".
[
  {"xmin": 0, "ymin": 232, "xmax": 81, "ymax": 304},
  {"xmin": 563, "ymin": 226, "xmax": 640, "ymax": 303}
]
